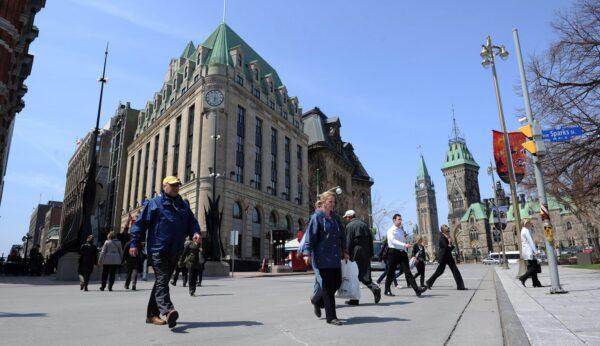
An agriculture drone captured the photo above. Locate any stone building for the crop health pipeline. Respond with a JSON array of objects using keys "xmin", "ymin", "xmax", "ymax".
[
  {"xmin": 121, "ymin": 23, "xmax": 308, "ymax": 264},
  {"xmin": 27, "ymin": 203, "xmax": 50, "ymax": 250},
  {"xmin": 59, "ymin": 127, "xmax": 112, "ymax": 247},
  {"xmin": 0, "ymin": 0, "xmax": 45, "ymax": 205},
  {"xmin": 414, "ymin": 154, "xmax": 439, "ymax": 258},
  {"xmin": 301, "ymin": 107, "xmax": 373, "ymax": 224},
  {"xmin": 39, "ymin": 202, "xmax": 63, "ymax": 257},
  {"xmin": 104, "ymin": 102, "xmax": 139, "ymax": 234}
]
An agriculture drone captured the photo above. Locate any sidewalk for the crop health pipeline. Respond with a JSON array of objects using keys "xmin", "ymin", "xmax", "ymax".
[{"xmin": 495, "ymin": 264, "xmax": 600, "ymax": 345}]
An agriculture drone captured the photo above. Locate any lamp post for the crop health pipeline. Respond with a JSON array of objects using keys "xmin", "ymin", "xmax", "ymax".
[
  {"xmin": 480, "ymin": 36, "xmax": 525, "ymax": 276},
  {"xmin": 487, "ymin": 161, "xmax": 509, "ymax": 269}
]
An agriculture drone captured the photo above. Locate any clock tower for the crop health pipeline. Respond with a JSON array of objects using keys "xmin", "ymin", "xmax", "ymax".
[{"xmin": 415, "ymin": 154, "xmax": 440, "ymax": 259}]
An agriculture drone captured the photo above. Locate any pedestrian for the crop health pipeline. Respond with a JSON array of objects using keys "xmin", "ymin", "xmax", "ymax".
[
  {"xmin": 123, "ymin": 240, "xmax": 146, "ymax": 290},
  {"xmin": 297, "ymin": 211, "xmax": 323, "ymax": 319},
  {"xmin": 301, "ymin": 191, "xmax": 349, "ymax": 326},
  {"xmin": 171, "ymin": 243, "xmax": 189, "ymax": 287},
  {"xmin": 412, "ymin": 236, "xmax": 428, "ymax": 288},
  {"xmin": 384, "ymin": 214, "xmax": 426, "ymax": 297},
  {"xmin": 78, "ymin": 235, "xmax": 98, "ymax": 291},
  {"xmin": 129, "ymin": 176, "xmax": 201, "ymax": 328},
  {"xmin": 343, "ymin": 210, "xmax": 381, "ymax": 305},
  {"xmin": 28, "ymin": 245, "xmax": 44, "ymax": 276},
  {"xmin": 518, "ymin": 219, "xmax": 542, "ymax": 288},
  {"xmin": 98, "ymin": 231, "xmax": 124, "ymax": 291},
  {"xmin": 181, "ymin": 236, "xmax": 204, "ymax": 296},
  {"xmin": 425, "ymin": 225, "xmax": 466, "ymax": 290},
  {"xmin": 196, "ymin": 249, "xmax": 205, "ymax": 287}
]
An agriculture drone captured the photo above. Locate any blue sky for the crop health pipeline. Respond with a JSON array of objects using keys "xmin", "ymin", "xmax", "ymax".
[{"xmin": 0, "ymin": 0, "xmax": 572, "ymax": 254}]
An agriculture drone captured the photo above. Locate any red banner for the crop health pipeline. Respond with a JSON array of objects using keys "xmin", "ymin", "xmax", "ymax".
[{"xmin": 493, "ymin": 131, "xmax": 527, "ymax": 184}]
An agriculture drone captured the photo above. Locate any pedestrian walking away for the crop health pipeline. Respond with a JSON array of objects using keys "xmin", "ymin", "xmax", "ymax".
[
  {"xmin": 78, "ymin": 235, "xmax": 98, "ymax": 291},
  {"xmin": 384, "ymin": 214, "xmax": 426, "ymax": 297},
  {"xmin": 181, "ymin": 236, "xmax": 204, "ymax": 296},
  {"xmin": 343, "ymin": 210, "xmax": 381, "ymax": 305},
  {"xmin": 412, "ymin": 236, "xmax": 428, "ymax": 288},
  {"xmin": 302, "ymin": 191, "xmax": 349, "ymax": 326},
  {"xmin": 98, "ymin": 231, "xmax": 124, "ymax": 291},
  {"xmin": 171, "ymin": 243, "xmax": 189, "ymax": 287},
  {"xmin": 518, "ymin": 219, "xmax": 543, "ymax": 288},
  {"xmin": 129, "ymin": 176, "xmax": 201, "ymax": 329},
  {"xmin": 123, "ymin": 240, "xmax": 146, "ymax": 291},
  {"xmin": 426, "ymin": 224, "xmax": 466, "ymax": 290},
  {"xmin": 376, "ymin": 241, "xmax": 400, "ymax": 288}
]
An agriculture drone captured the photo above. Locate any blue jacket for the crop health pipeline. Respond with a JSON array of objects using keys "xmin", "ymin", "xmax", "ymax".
[
  {"xmin": 302, "ymin": 209, "xmax": 346, "ymax": 269},
  {"xmin": 130, "ymin": 193, "xmax": 200, "ymax": 256}
]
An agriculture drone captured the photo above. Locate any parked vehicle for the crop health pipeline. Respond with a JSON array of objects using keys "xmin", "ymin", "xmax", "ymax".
[
  {"xmin": 371, "ymin": 240, "xmax": 385, "ymax": 271},
  {"xmin": 483, "ymin": 254, "xmax": 500, "ymax": 265}
]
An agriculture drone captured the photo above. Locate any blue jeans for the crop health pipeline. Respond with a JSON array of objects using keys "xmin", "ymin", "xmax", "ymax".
[
  {"xmin": 310, "ymin": 264, "xmax": 323, "ymax": 308},
  {"xmin": 147, "ymin": 253, "xmax": 178, "ymax": 317}
]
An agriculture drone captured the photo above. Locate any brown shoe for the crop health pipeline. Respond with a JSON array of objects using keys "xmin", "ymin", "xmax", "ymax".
[
  {"xmin": 145, "ymin": 316, "xmax": 167, "ymax": 325},
  {"xmin": 165, "ymin": 310, "xmax": 179, "ymax": 328}
]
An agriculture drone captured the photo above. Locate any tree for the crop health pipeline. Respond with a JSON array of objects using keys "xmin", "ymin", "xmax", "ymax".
[
  {"xmin": 370, "ymin": 191, "xmax": 404, "ymax": 241},
  {"xmin": 526, "ymin": 0, "xmax": 600, "ymax": 250}
]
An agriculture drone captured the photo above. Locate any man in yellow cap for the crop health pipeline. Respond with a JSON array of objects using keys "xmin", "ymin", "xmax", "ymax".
[{"xmin": 129, "ymin": 176, "xmax": 201, "ymax": 328}]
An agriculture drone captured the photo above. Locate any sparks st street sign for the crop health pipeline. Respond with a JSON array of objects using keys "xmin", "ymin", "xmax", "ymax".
[{"xmin": 542, "ymin": 126, "xmax": 583, "ymax": 142}]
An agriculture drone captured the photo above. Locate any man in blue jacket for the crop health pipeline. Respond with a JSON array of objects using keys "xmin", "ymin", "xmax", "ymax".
[{"xmin": 129, "ymin": 176, "xmax": 201, "ymax": 328}]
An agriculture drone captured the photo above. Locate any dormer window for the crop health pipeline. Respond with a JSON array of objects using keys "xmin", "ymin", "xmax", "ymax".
[
  {"xmin": 238, "ymin": 53, "xmax": 242, "ymax": 67},
  {"xmin": 254, "ymin": 69, "xmax": 259, "ymax": 80},
  {"xmin": 184, "ymin": 66, "xmax": 188, "ymax": 78}
]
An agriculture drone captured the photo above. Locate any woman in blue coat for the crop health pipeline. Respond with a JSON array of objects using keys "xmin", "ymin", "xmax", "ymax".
[{"xmin": 302, "ymin": 191, "xmax": 349, "ymax": 326}]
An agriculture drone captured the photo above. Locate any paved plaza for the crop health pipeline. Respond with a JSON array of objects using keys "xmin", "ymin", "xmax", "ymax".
[{"xmin": 0, "ymin": 264, "xmax": 505, "ymax": 346}]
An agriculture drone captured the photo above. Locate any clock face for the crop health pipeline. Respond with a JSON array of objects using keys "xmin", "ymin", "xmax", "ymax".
[
  {"xmin": 419, "ymin": 182, "xmax": 425, "ymax": 189},
  {"xmin": 205, "ymin": 89, "xmax": 224, "ymax": 107}
]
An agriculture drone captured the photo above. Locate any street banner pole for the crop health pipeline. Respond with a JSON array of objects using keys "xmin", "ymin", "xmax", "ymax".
[{"xmin": 513, "ymin": 28, "xmax": 565, "ymax": 293}]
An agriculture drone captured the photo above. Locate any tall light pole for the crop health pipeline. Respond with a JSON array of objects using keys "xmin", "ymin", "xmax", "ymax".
[
  {"xmin": 480, "ymin": 36, "xmax": 525, "ymax": 276},
  {"xmin": 513, "ymin": 29, "xmax": 565, "ymax": 293},
  {"xmin": 488, "ymin": 161, "xmax": 509, "ymax": 269}
]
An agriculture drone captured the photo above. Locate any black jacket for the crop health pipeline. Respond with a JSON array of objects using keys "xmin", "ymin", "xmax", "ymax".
[
  {"xmin": 78, "ymin": 242, "xmax": 98, "ymax": 274},
  {"xmin": 181, "ymin": 241, "xmax": 205, "ymax": 270},
  {"xmin": 412, "ymin": 244, "xmax": 427, "ymax": 262},
  {"xmin": 345, "ymin": 218, "xmax": 374, "ymax": 262},
  {"xmin": 437, "ymin": 234, "xmax": 455, "ymax": 263},
  {"xmin": 123, "ymin": 241, "xmax": 146, "ymax": 269}
]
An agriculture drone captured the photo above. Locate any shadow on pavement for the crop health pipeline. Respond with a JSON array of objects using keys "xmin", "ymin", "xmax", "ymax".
[
  {"xmin": 337, "ymin": 301, "xmax": 414, "ymax": 309},
  {"xmin": 343, "ymin": 316, "xmax": 409, "ymax": 325},
  {"xmin": 171, "ymin": 320, "xmax": 263, "ymax": 333},
  {"xmin": 195, "ymin": 293, "xmax": 233, "ymax": 297},
  {"xmin": 0, "ymin": 312, "xmax": 48, "ymax": 318}
]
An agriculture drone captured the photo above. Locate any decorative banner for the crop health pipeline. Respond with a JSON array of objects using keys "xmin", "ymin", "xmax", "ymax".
[{"xmin": 493, "ymin": 131, "xmax": 527, "ymax": 184}]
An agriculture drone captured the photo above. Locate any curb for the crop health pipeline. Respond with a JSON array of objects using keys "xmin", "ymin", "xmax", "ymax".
[{"xmin": 494, "ymin": 269, "xmax": 530, "ymax": 346}]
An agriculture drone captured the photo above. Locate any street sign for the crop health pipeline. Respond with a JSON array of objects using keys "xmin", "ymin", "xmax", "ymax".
[
  {"xmin": 542, "ymin": 126, "xmax": 583, "ymax": 142},
  {"xmin": 230, "ymin": 230, "xmax": 239, "ymax": 246}
]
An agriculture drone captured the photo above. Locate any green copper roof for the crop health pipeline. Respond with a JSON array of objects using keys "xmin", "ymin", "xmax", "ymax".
[
  {"xmin": 201, "ymin": 23, "xmax": 283, "ymax": 87},
  {"xmin": 461, "ymin": 202, "xmax": 487, "ymax": 222},
  {"xmin": 417, "ymin": 154, "xmax": 430, "ymax": 180},
  {"xmin": 442, "ymin": 141, "xmax": 479, "ymax": 169},
  {"xmin": 180, "ymin": 41, "xmax": 196, "ymax": 59}
]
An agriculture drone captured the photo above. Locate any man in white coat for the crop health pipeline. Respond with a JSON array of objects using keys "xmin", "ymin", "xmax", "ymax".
[{"xmin": 518, "ymin": 219, "xmax": 542, "ymax": 287}]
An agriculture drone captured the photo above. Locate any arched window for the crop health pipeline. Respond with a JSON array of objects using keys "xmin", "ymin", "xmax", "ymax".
[
  {"xmin": 232, "ymin": 202, "xmax": 243, "ymax": 257},
  {"xmin": 269, "ymin": 211, "xmax": 278, "ymax": 228},
  {"xmin": 232, "ymin": 202, "xmax": 242, "ymax": 219},
  {"xmin": 566, "ymin": 221, "xmax": 572, "ymax": 230},
  {"xmin": 469, "ymin": 228, "xmax": 478, "ymax": 241},
  {"xmin": 298, "ymin": 218, "xmax": 305, "ymax": 231},
  {"xmin": 360, "ymin": 193, "xmax": 366, "ymax": 206},
  {"xmin": 285, "ymin": 215, "xmax": 293, "ymax": 235},
  {"xmin": 252, "ymin": 207, "xmax": 262, "ymax": 259}
]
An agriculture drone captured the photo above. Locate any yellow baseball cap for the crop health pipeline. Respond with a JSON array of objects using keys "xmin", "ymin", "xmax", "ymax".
[{"xmin": 162, "ymin": 176, "xmax": 182, "ymax": 185}]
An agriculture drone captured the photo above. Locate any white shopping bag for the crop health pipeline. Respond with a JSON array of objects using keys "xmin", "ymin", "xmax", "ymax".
[
  {"xmin": 335, "ymin": 260, "xmax": 361, "ymax": 300},
  {"xmin": 409, "ymin": 257, "xmax": 416, "ymax": 271}
]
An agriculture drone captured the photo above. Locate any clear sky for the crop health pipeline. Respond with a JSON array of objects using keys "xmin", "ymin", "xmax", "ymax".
[{"xmin": 0, "ymin": 0, "xmax": 572, "ymax": 254}]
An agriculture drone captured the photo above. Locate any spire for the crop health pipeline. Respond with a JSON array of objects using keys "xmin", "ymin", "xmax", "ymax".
[
  {"xmin": 417, "ymin": 154, "xmax": 430, "ymax": 181},
  {"xmin": 180, "ymin": 41, "xmax": 195, "ymax": 59},
  {"xmin": 449, "ymin": 105, "xmax": 465, "ymax": 144}
]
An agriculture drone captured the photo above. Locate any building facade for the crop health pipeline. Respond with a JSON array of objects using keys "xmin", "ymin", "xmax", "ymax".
[
  {"xmin": 121, "ymin": 23, "xmax": 309, "ymax": 263},
  {"xmin": 59, "ymin": 128, "xmax": 112, "ymax": 247},
  {"xmin": 302, "ymin": 107, "xmax": 373, "ymax": 224},
  {"xmin": 414, "ymin": 154, "xmax": 439, "ymax": 258},
  {"xmin": 0, "ymin": 0, "xmax": 45, "ymax": 205},
  {"xmin": 27, "ymin": 203, "xmax": 50, "ymax": 249},
  {"xmin": 105, "ymin": 102, "xmax": 139, "ymax": 234},
  {"xmin": 39, "ymin": 201, "xmax": 62, "ymax": 257}
]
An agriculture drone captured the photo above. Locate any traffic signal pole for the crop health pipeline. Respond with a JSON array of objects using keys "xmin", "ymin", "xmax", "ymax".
[{"xmin": 513, "ymin": 29, "xmax": 565, "ymax": 294}]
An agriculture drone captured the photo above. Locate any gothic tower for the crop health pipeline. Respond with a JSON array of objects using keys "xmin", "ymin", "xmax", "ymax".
[
  {"xmin": 415, "ymin": 154, "xmax": 440, "ymax": 258},
  {"xmin": 441, "ymin": 117, "xmax": 481, "ymax": 241}
]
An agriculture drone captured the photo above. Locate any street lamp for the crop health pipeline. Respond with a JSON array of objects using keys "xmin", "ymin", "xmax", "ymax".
[{"xmin": 480, "ymin": 35, "xmax": 525, "ymax": 276}]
